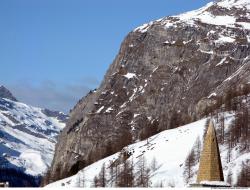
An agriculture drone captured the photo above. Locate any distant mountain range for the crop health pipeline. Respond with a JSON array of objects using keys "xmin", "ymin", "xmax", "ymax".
[
  {"xmin": 0, "ymin": 85, "xmax": 68, "ymax": 186},
  {"xmin": 0, "ymin": 86, "xmax": 18, "ymax": 102}
]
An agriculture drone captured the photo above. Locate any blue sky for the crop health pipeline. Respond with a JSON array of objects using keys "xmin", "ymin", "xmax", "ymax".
[{"xmin": 0, "ymin": 0, "xmax": 211, "ymax": 112}]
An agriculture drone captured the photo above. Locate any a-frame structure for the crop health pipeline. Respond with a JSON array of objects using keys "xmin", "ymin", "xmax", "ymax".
[{"xmin": 197, "ymin": 120, "xmax": 224, "ymax": 183}]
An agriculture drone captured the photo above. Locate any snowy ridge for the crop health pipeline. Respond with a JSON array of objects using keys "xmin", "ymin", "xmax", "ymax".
[
  {"xmin": 174, "ymin": 2, "xmax": 238, "ymax": 28},
  {"xmin": 0, "ymin": 97, "xmax": 67, "ymax": 176},
  {"xmin": 217, "ymin": 0, "xmax": 250, "ymax": 9},
  {"xmin": 47, "ymin": 113, "xmax": 248, "ymax": 187},
  {"xmin": 134, "ymin": 0, "xmax": 250, "ymax": 33}
]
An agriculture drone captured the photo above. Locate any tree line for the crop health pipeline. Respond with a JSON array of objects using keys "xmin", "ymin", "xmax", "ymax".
[
  {"xmin": 92, "ymin": 153, "xmax": 154, "ymax": 187},
  {"xmin": 72, "ymin": 151, "xmax": 163, "ymax": 188},
  {"xmin": 183, "ymin": 83, "xmax": 250, "ymax": 187}
]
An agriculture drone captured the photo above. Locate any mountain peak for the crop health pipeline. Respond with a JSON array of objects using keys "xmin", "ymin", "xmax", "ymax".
[
  {"xmin": 0, "ymin": 85, "xmax": 18, "ymax": 101},
  {"xmin": 134, "ymin": 0, "xmax": 250, "ymax": 34}
]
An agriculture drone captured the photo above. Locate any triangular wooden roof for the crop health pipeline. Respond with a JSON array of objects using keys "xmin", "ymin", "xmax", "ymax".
[{"xmin": 197, "ymin": 120, "xmax": 224, "ymax": 183}]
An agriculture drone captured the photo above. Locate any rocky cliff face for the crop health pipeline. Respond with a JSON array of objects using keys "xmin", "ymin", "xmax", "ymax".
[{"xmin": 49, "ymin": 0, "xmax": 250, "ymax": 181}]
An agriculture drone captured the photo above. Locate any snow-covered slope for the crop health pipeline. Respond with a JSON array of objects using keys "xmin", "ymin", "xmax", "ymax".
[
  {"xmin": 47, "ymin": 113, "xmax": 248, "ymax": 187},
  {"xmin": 0, "ymin": 97, "xmax": 67, "ymax": 176}
]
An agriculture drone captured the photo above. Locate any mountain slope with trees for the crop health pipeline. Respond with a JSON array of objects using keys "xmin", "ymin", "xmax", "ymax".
[
  {"xmin": 48, "ymin": 0, "xmax": 250, "ymax": 183},
  {"xmin": 46, "ymin": 112, "xmax": 249, "ymax": 187}
]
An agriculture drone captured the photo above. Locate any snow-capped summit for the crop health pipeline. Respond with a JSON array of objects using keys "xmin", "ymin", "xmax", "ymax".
[
  {"xmin": 135, "ymin": 0, "xmax": 250, "ymax": 33},
  {"xmin": 0, "ymin": 87, "xmax": 68, "ymax": 178}
]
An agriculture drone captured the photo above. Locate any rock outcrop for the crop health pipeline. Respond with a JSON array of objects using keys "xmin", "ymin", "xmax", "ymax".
[
  {"xmin": 0, "ymin": 85, "xmax": 18, "ymax": 102},
  {"xmin": 49, "ymin": 0, "xmax": 250, "ymax": 181}
]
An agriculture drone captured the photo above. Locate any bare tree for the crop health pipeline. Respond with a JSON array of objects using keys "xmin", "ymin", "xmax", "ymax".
[
  {"xmin": 150, "ymin": 157, "xmax": 158, "ymax": 172},
  {"xmin": 93, "ymin": 176, "xmax": 99, "ymax": 187},
  {"xmin": 117, "ymin": 158, "xmax": 134, "ymax": 187},
  {"xmin": 77, "ymin": 171, "xmax": 85, "ymax": 187},
  {"xmin": 219, "ymin": 113, "xmax": 225, "ymax": 144},
  {"xmin": 108, "ymin": 161, "xmax": 115, "ymax": 187},
  {"xmin": 76, "ymin": 174, "xmax": 81, "ymax": 187},
  {"xmin": 167, "ymin": 179, "xmax": 175, "ymax": 187},
  {"xmin": 226, "ymin": 134, "xmax": 232, "ymax": 163},
  {"xmin": 99, "ymin": 163, "xmax": 106, "ymax": 187},
  {"xmin": 238, "ymin": 162, "xmax": 250, "ymax": 187},
  {"xmin": 136, "ymin": 155, "xmax": 151, "ymax": 187},
  {"xmin": 227, "ymin": 169, "xmax": 232, "ymax": 185}
]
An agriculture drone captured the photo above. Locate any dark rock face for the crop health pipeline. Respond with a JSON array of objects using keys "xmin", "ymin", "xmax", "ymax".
[
  {"xmin": 42, "ymin": 109, "xmax": 68, "ymax": 123},
  {"xmin": 0, "ymin": 86, "xmax": 18, "ymax": 102},
  {"xmin": 49, "ymin": 0, "xmax": 250, "ymax": 181}
]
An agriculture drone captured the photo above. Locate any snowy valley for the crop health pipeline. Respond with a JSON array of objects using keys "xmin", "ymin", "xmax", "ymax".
[{"xmin": 0, "ymin": 86, "xmax": 67, "ymax": 186}]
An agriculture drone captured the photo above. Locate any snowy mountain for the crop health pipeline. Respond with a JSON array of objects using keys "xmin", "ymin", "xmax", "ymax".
[
  {"xmin": 47, "ymin": 113, "xmax": 249, "ymax": 187},
  {"xmin": 48, "ymin": 0, "xmax": 250, "ymax": 184},
  {"xmin": 0, "ymin": 86, "xmax": 67, "ymax": 184}
]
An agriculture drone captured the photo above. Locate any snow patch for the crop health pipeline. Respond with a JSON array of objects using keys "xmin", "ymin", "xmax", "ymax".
[
  {"xmin": 215, "ymin": 35, "xmax": 235, "ymax": 44},
  {"xmin": 96, "ymin": 106, "xmax": 104, "ymax": 114},
  {"xmin": 216, "ymin": 57, "xmax": 227, "ymax": 67},
  {"xmin": 152, "ymin": 66, "xmax": 159, "ymax": 73},
  {"xmin": 208, "ymin": 92, "xmax": 217, "ymax": 99},
  {"xmin": 123, "ymin": 73, "xmax": 137, "ymax": 79},
  {"xmin": 105, "ymin": 107, "xmax": 114, "ymax": 113},
  {"xmin": 200, "ymin": 180, "xmax": 230, "ymax": 186},
  {"xmin": 133, "ymin": 114, "xmax": 140, "ymax": 118},
  {"xmin": 134, "ymin": 22, "xmax": 153, "ymax": 33},
  {"xmin": 19, "ymin": 150, "xmax": 47, "ymax": 176},
  {"xmin": 129, "ymin": 88, "xmax": 138, "ymax": 102}
]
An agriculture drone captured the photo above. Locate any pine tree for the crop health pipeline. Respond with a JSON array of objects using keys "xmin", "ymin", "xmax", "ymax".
[
  {"xmin": 183, "ymin": 149, "xmax": 195, "ymax": 184},
  {"xmin": 193, "ymin": 137, "xmax": 201, "ymax": 162},
  {"xmin": 117, "ymin": 159, "xmax": 134, "ymax": 187}
]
